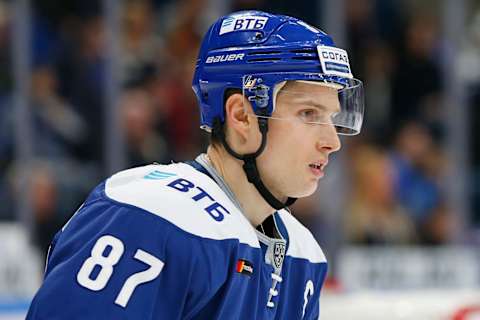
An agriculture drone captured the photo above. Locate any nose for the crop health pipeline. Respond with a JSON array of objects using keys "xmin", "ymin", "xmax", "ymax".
[{"xmin": 316, "ymin": 124, "xmax": 341, "ymax": 154}]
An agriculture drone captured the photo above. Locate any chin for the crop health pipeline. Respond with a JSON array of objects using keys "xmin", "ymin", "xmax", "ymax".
[{"xmin": 289, "ymin": 183, "xmax": 319, "ymax": 198}]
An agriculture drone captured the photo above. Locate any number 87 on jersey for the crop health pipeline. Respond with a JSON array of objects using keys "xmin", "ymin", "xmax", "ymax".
[{"xmin": 76, "ymin": 235, "xmax": 164, "ymax": 308}]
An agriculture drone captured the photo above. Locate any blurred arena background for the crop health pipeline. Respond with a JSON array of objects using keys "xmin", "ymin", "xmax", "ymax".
[{"xmin": 0, "ymin": 0, "xmax": 479, "ymax": 319}]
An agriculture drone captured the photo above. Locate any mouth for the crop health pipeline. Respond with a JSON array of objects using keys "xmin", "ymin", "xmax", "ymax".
[{"xmin": 308, "ymin": 161, "xmax": 327, "ymax": 177}]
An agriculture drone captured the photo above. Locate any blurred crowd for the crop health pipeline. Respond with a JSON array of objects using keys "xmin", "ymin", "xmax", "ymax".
[
  {"xmin": 292, "ymin": 0, "xmax": 480, "ymax": 251},
  {"xmin": 0, "ymin": 0, "xmax": 479, "ymax": 261}
]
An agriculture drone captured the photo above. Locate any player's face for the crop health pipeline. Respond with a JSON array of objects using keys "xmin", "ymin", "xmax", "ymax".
[{"xmin": 255, "ymin": 81, "xmax": 341, "ymax": 199}]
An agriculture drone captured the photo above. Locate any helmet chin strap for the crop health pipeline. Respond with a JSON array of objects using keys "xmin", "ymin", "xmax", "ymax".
[{"xmin": 212, "ymin": 117, "xmax": 297, "ymax": 211}]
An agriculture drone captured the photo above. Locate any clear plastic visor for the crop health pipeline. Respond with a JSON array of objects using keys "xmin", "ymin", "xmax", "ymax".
[{"xmin": 243, "ymin": 76, "xmax": 364, "ymax": 135}]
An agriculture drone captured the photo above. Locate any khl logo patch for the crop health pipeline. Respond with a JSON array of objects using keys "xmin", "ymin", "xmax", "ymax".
[{"xmin": 272, "ymin": 241, "xmax": 286, "ymax": 270}]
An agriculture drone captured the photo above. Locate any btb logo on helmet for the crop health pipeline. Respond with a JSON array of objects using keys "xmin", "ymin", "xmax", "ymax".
[{"xmin": 219, "ymin": 15, "xmax": 269, "ymax": 35}]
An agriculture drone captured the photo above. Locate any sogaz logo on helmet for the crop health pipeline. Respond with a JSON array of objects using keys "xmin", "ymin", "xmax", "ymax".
[
  {"xmin": 205, "ymin": 53, "xmax": 245, "ymax": 64},
  {"xmin": 317, "ymin": 45, "xmax": 353, "ymax": 79},
  {"xmin": 219, "ymin": 15, "xmax": 268, "ymax": 35}
]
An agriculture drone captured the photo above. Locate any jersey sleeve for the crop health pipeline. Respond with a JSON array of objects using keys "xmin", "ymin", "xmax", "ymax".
[{"xmin": 26, "ymin": 190, "xmax": 221, "ymax": 320}]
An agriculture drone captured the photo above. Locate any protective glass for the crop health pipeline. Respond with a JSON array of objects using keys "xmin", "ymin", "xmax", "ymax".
[{"xmin": 242, "ymin": 73, "xmax": 364, "ymax": 135}]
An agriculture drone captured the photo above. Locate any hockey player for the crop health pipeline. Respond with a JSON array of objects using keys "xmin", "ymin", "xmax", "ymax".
[{"xmin": 27, "ymin": 10, "xmax": 364, "ymax": 319}]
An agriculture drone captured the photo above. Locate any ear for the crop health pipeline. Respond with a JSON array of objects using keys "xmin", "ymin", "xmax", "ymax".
[{"xmin": 224, "ymin": 93, "xmax": 260, "ymax": 152}]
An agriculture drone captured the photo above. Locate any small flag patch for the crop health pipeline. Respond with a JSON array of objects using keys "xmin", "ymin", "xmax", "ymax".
[
  {"xmin": 236, "ymin": 259, "xmax": 254, "ymax": 276},
  {"xmin": 143, "ymin": 170, "xmax": 177, "ymax": 180}
]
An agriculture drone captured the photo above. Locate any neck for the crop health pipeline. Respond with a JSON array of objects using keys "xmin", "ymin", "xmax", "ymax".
[{"xmin": 206, "ymin": 145, "xmax": 275, "ymax": 227}]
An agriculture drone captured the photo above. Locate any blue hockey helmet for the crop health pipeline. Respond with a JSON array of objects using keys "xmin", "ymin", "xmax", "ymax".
[
  {"xmin": 192, "ymin": 10, "xmax": 364, "ymax": 135},
  {"xmin": 192, "ymin": 11, "xmax": 364, "ymax": 210}
]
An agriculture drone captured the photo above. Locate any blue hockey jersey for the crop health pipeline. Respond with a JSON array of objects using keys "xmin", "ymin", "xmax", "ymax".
[{"xmin": 27, "ymin": 157, "xmax": 328, "ymax": 319}]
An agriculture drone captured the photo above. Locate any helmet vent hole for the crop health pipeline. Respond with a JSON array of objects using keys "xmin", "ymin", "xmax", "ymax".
[
  {"xmin": 291, "ymin": 56, "xmax": 317, "ymax": 61},
  {"xmin": 290, "ymin": 48, "xmax": 316, "ymax": 54},
  {"xmin": 248, "ymin": 51, "xmax": 282, "ymax": 56},
  {"xmin": 247, "ymin": 58, "xmax": 282, "ymax": 63}
]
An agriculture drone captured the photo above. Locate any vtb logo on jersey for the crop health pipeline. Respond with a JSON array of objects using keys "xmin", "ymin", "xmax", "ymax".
[{"xmin": 272, "ymin": 241, "xmax": 286, "ymax": 270}]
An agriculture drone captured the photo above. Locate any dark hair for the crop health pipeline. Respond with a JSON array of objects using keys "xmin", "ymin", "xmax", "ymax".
[{"xmin": 210, "ymin": 88, "xmax": 242, "ymax": 145}]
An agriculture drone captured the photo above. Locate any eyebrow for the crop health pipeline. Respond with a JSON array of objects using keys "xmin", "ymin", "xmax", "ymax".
[{"xmin": 295, "ymin": 97, "xmax": 341, "ymax": 114}]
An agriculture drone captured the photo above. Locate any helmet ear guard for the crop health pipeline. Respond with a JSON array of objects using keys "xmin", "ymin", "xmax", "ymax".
[{"xmin": 193, "ymin": 10, "xmax": 364, "ymax": 210}]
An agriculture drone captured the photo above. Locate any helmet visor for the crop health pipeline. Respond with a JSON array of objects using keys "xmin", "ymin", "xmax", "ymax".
[{"xmin": 242, "ymin": 73, "xmax": 364, "ymax": 135}]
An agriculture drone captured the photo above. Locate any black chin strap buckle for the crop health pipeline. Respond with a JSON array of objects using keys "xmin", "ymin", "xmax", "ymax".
[{"xmin": 257, "ymin": 116, "xmax": 268, "ymax": 133}]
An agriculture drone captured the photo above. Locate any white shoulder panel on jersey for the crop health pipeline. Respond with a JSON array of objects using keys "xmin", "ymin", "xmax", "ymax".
[
  {"xmin": 278, "ymin": 210, "xmax": 327, "ymax": 263},
  {"xmin": 105, "ymin": 162, "xmax": 259, "ymax": 248}
]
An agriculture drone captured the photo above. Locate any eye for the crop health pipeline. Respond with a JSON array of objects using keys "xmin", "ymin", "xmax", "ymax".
[{"xmin": 298, "ymin": 109, "xmax": 319, "ymax": 123}]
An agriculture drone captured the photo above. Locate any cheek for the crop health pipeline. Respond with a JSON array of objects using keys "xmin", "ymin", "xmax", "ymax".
[
  {"xmin": 271, "ymin": 121, "xmax": 312, "ymax": 149},
  {"xmin": 255, "ymin": 121, "xmax": 323, "ymax": 197},
  {"xmin": 260, "ymin": 121, "xmax": 307, "ymax": 168}
]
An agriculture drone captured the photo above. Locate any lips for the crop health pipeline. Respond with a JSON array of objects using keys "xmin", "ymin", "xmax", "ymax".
[{"xmin": 309, "ymin": 160, "xmax": 327, "ymax": 177}]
